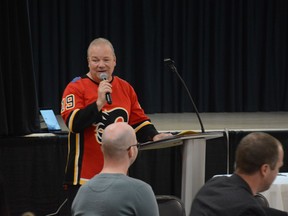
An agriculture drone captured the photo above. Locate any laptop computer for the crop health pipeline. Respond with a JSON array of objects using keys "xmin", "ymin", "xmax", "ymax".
[{"xmin": 39, "ymin": 108, "xmax": 69, "ymax": 134}]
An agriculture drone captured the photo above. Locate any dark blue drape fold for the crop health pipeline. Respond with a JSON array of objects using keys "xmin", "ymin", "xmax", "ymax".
[
  {"xmin": 0, "ymin": 0, "xmax": 39, "ymax": 136},
  {"xmin": 28, "ymin": 0, "xmax": 288, "ymax": 114}
]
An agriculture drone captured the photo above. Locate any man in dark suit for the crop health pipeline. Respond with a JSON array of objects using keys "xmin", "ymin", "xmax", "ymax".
[{"xmin": 190, "ymin": 132, "xmax": 288, "ymax": 216}]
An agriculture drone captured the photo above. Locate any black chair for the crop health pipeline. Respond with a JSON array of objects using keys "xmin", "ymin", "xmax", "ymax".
[
  {"xmin": 156, "ymin": 195, "xmax": 186, "ymax": 216},
  {"xmin": 254, "ymin": 193, "xmax": 269, "ymax": 207}
]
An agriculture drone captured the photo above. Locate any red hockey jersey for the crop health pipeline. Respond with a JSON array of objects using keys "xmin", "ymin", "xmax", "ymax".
[{"xmin": 61, "ymin": 75, "xmax": 158, "ymax": 185}]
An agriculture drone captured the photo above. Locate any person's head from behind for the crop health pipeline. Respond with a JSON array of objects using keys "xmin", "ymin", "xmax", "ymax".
[
  {"xmin": 235, "ymin": 132, "xmax": 283, "ymax": 192},
  {"xmin": 87, "ymin": 37, "xmax": 116, "ymax": 83},
  {"xmin": 101, "ymin": 122, "xmax": 138, "ymax": 168}
]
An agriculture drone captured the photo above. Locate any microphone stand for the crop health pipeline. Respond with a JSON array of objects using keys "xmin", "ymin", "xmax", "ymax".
[{"xmin": 164, "ymin": 58, "xmax": 205, "ymax": 133}]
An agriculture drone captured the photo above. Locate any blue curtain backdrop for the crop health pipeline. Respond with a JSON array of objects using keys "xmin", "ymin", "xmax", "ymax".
[
  {"xmin": 28, "ymin": 0, "xmax": 288, "ymax": 116},
  {"xmin": 1, "ymin": 0, "xmax": 288, "ymax": 134},
  {"xmin": 0, "ymin": 0, "xmax": 39, "ymax": 136}
]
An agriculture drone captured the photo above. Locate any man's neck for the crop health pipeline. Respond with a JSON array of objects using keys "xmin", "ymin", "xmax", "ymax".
[
  {"xmin": 235, "ymin": 171, "xmax": 261, "ymax": 195},
  {"xmin": 100, "ymin": 163, "xmax": 129, "ymax": 175}
]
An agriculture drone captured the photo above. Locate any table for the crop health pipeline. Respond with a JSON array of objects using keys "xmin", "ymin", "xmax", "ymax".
[
  {"xmin": 261, "ymin": 173, "xmax": 288, "ymax": 211},
  {"xmin": 0, "ymin": 134, "xmax": 68, "ymax": 216}
]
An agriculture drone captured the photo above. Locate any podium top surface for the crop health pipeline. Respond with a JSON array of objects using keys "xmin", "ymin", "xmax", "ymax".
[{"xmin": 139, "ymin": 131, "xmax": 224, "ymax": 150}]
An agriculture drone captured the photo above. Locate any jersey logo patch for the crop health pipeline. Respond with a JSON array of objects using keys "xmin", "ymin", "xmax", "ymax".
[{"xmin": 94, "ymin": 108, "xmax": 129, "ymax": 143}]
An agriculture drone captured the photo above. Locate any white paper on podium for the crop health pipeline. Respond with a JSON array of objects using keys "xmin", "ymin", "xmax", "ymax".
[{"xmin": 139, "ymin": 131, "xmax": 221, "ymax": 150}]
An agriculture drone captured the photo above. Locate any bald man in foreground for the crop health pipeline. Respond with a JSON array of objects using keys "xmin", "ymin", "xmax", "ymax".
[{"xmin": 71, "ymin": 122, "xmax": 159, "ymax": 216}]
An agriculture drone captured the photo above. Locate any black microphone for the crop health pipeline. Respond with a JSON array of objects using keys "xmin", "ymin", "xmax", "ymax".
[
  {"xmin": 164, "ymin": 58, "xmax": 205, "ymax": 133},
  {"xmin": 99, "ymin": 73, "xmax": 112, "ymax": 105}
]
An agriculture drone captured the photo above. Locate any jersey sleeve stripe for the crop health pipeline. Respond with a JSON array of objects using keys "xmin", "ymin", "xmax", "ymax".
[
  {"xmin": 134, "ymin": 121, "xmax": 152, "ymax": 133},
  {"xmin": 68, "ymin": 109, "xmax": 80, "ymax": 132},
  {"xmin": 73, "ymin": 133, "xmax": 80, "ymax": 185}
]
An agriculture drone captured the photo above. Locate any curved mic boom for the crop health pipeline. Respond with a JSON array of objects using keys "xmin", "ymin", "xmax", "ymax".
[{"xmin": 164, "ymin": 58, "xmax": 205, "ymax": 133}]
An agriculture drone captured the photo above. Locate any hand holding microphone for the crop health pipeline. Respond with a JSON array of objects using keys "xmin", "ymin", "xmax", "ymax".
[{"xmin": 98, "ymin": 73, "xmax": 112, "ymax": 105}]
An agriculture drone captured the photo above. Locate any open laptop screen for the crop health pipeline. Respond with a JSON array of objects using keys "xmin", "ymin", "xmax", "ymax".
[{"xmin": 39, "ymin": 109, "xmax": 61, "ymax": 131}]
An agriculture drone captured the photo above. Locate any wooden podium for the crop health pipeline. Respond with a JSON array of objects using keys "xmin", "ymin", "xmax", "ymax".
[{"xmin": 140, "ymin": 132, "xmax": 223, "ymax": 215}]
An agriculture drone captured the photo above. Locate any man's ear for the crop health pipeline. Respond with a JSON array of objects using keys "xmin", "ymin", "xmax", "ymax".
[
  {"xmin": 127, "ymin": 147, "xmax": 135, "ymax": 159},
  {"xmin": 114, "ymin": 57, "xmax": 117, "ymax": 67},
  {"xmin": 260, "ymin": 164, "xmax": 269, "ymax": 176}
]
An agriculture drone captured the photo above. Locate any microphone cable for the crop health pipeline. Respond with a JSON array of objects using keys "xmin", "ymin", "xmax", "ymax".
[{"xmin": 45, "ymin": 198, "xmax": 68, "ymax": 216}]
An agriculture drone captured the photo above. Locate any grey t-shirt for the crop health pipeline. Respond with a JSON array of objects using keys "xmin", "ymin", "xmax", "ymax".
[{"xmin": 72, "ymin": 173, "xmax": 159, "ymax": 216}]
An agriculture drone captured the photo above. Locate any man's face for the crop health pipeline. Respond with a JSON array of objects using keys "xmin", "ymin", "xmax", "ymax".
[
  {"xmin": 88, "ymin": 43, "xmax": 116, "ymax": 82},
  {"xmin": 262, "ymin": 146, "xmax": 284, "ymax": 191}
]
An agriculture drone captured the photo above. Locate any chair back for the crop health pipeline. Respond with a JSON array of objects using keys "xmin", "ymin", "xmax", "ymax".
[{"xmin": 156, "ymin": 195, "xmax": 186, "ymax": 216}]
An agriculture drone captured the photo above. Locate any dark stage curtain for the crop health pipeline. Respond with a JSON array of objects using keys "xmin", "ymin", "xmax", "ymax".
[
  {"xmin": 0, "ymin": 0, "xmax": 39, "ymax": 136},
  {"xmin": 27, "ymin": 0, "xmax": 288, "ymax": 115}
]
